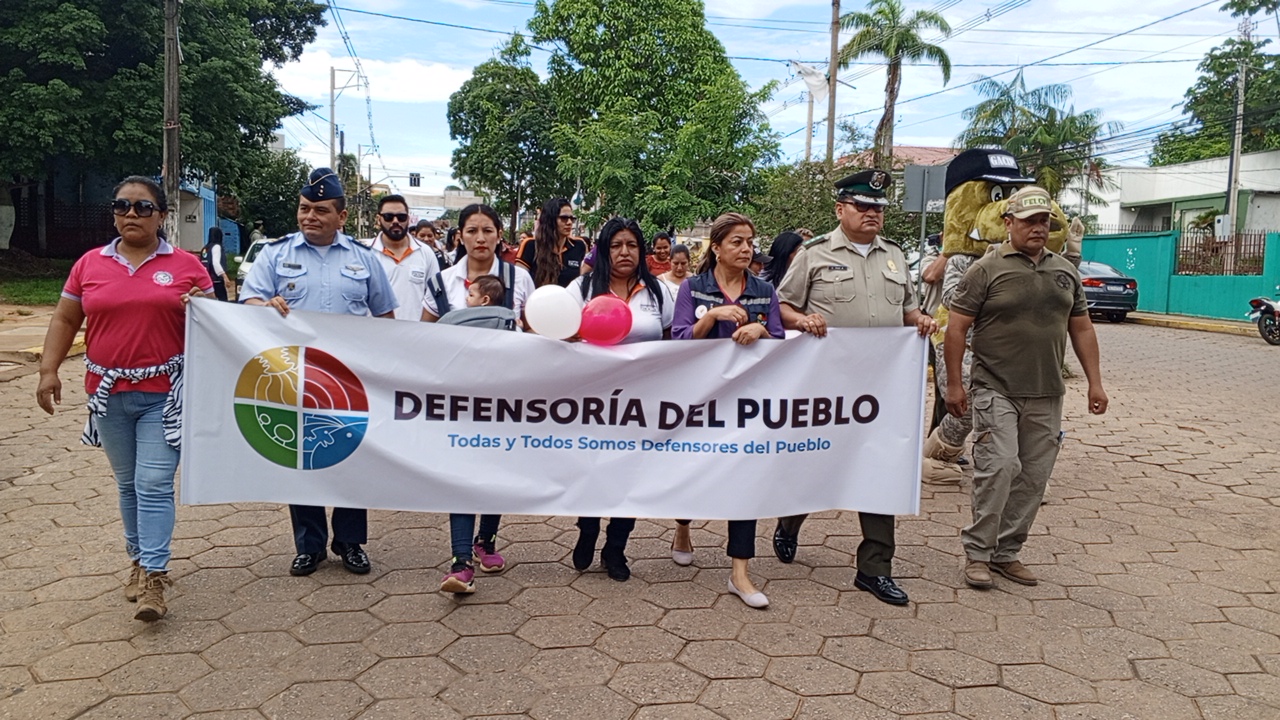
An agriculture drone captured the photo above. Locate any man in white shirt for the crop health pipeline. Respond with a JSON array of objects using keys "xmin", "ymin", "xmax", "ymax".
[{"xmin": 365, "ymin": 195, "xmax": 440, "ymax": 321}]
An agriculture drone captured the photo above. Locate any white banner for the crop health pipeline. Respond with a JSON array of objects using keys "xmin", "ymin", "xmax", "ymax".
[{"xmin": 181, "ymin": 299, "xmax": 926, "ymax": 518}]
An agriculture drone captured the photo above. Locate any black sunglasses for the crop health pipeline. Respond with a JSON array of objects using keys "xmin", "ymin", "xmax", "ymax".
[
  {"xmin": 558, "ymin": 215, "xmax": 577, "ymax": 222},
  {"xmin": 842, "ymin": 200, "xmax": 885, "ymax": 214},
  {"xmin": 380, "ymin": 212, "xmax": 409, "ymax": 223},
  {"xmin": 111, "ymin": 199, "xmax": 160, "ymax": 217}
]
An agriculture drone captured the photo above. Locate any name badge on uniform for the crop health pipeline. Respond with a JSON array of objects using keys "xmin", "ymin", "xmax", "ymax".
[
  {"xmin": 282, "ymin": 262, "xmax": 302, "ymax": 269},
  {"xmin": 345, "ymin": 264, "xmax": 365, "ymax": 272},
  {"xmin": 887, "ymin": 259, "xmax": 898, "ymax": 273},
  {"xmin": 695, "ymin": 305, "xmax": 708, "ymax": 319},
  {"xmin": 827, "ymin": 265, "xmax": 848, "ymax": 271}
]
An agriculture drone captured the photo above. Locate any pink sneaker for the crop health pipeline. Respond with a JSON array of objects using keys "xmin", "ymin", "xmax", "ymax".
[
  {"xmin": 440, "ymin": 561, "xmax": 475, "ymax": 594},
  {"xmin": 473, "ymin": 535, "xmax": 506, "ymax": 573}
]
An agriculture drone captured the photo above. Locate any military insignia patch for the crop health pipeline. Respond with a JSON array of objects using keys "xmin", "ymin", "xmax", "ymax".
[
  {"xmin": 870, "ymin": 171, "xmax": 887, "ymax": 190},
  {"xmin": 1054, "ymin": 271, "xmax": 1074, "ymax": 290}
]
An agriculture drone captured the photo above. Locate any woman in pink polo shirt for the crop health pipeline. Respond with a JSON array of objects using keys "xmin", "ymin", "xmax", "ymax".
[{"xmin": 36, "ymin": 176, "xmax": 210, "ymax": 622}]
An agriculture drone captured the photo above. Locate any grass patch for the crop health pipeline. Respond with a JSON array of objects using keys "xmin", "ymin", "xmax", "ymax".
[{"xmin": 0, "ymin": 277, "xmax": 66, "ymax": 305}]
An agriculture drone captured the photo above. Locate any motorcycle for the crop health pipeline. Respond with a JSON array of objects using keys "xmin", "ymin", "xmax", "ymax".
[{"xmin": 1248, "ymin": 285, "xmax": 1280, "ymax": 345}]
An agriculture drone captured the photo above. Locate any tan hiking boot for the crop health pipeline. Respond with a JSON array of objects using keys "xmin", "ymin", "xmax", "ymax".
[
  {"xmin": 922, "ymin": 428, "xmax": 966, "ymax": 485},
  {"xmin": 990, "ymin": 560, "xmax": 1038, "ymax": 586},
  {"xmin": 124, "ymin": 561, "xmax": 144, "ymax": 603},
  {"xmin": 964, "ymin": 560, "xmax": 993, "ymax": 589},
  {"xmin": 134, "ymin": 572, "xmax": 172, "ymax": 621}
]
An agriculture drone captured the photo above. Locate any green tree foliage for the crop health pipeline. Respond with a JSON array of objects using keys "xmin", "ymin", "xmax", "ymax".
[
  {"xmin": 1150, "ymin": 38, "xmax": 1280, "ymax": 166},
  {"xmin": 956, "ymin": 70, "xmax": 1120, "ymax": 203},
  {"xmin": 448, "ymin": 35, "xmax": 567, "ymax": 240},
  {"xmin": 529, "ymin": 0, "xmax": 778, "ymax": 230},
  {"xmin": 234, "ymin": 149, "xmax": 312, "ymax": 239},
  {"xmin": 0, "ymin": 0, "xmax": 322, "ymax": 188},
  {"xmin": 839, "ymin": 0, "xmax": 951, "ymax": 169}
]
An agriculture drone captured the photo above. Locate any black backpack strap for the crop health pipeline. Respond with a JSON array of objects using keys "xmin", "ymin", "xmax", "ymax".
[
  {"xmin": 426, "ymin": 272, "xmax": 450, "ymax": 317},
  {"xmin": 499, "ymin": 260, "xmax": 517, "ymax": 310}
]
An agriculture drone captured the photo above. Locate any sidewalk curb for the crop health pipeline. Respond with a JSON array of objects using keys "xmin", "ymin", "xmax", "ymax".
[
  {"xmin": 1127, "ymin": 314, "xmax": 1257, "ymax": 338},
  {"xmin": 1, "ymin": 334, "xmax": 86, "ymax": 364}
]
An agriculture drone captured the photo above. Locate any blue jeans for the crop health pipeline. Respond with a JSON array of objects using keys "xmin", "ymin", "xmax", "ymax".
[
  {"xmin": 95, "ymin": 392, "xmax": 179, "ymax": 573},
  {"xmin": 449, "ymin": 514, "xmax": 501, "ymax": 563}
]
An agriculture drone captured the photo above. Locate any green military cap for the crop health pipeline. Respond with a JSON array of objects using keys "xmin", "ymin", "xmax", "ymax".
[{"xmin": 835, "ymin": 169, "xmax": 893, "ymax": 206}]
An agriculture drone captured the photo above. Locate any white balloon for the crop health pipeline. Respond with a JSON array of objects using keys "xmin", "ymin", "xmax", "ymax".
[{"xmin": 524, "ymin": 285, "xmax": 582, "ymax": 339}]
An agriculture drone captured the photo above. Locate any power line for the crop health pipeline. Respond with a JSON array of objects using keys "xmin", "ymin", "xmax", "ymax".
[{"xmin": 326, "ymin": 2, "xmax": 398, "ymax": 192}]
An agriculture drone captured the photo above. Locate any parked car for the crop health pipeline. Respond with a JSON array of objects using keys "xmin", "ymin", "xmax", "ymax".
[
  {"xmin": 234, "ymin": 238, "xmax": 270, "ymax": 287},
  {"xmin": 1079, "ymin": 261, "xmax": 1138, "ymax": 323}
]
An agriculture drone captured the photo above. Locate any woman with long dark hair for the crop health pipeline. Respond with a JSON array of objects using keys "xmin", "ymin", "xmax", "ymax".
[
  {"xmin": 517, "ymin": 197, "xmax": 587, "ymax": 288},
  {"xmin": 200, "ymin": 226, "xmax": 231, "ymax": 301},
  {"xmin": 566, "ymin": 216, "xmax": 674, "ymax": 581},
  {"xmin": 670, "ymin": 212, "xmax": 784, "ymax": 609},
  {"xmin": 763, "ymin": 231, "xmax": 805, "ymax": 287},
  {"xmin": 36, "ymin": 176, "xmax": 211, "ymax": 621}
]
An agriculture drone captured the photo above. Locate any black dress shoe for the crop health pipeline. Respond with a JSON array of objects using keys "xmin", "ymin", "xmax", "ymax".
[
  {"xmin": 854, "ymin": 571, "xmax": 909, "ymax": 606},
  {"xmin": 772, "ymin": 520, "xmax": 798, "ymax": 564},
  {"xmin": 290, "ymin": 552, "xmax": 325, "ymax": 576},
  {"xmin": 332, "ymin": 542, "xmax": 371, "ymax": 574},
  {"xmin": 600, "ymin": 546, "xmax": 630, "ymax": 581},
  {"xmin": 572, "ymin": 527, "xmax": 598, "ymax": 571}
]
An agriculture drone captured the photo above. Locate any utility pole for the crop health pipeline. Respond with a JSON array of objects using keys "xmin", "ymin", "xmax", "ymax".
[
  {"xmin": 162, "ymin": 0, "xmax": 181, "ymax": 246},
  {"xmin": 356, "ymin": 144, "xmax": 363, "ymax": 239},
  {"xmin": 1225, "ymin": 18, "xmax": 1250, "ymax": 236},
  {"xmin": 329, "ymin": 66, "xmax": 337, "ymax": 169},
  {"xmin": 826, "ymin": 0, "xmax": 841, "ymax": 165},
  {"xmin": 805, "ymin": 93, "xmax": 815, "ymax": 162}
]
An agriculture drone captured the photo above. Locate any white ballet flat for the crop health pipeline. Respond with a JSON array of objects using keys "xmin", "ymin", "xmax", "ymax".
[
  {"xmin": 727, "ymin": 577, "xmax": 769, "ymax": 609},
  {"xmin": 671, "ymin": 547, "xmax": 694, "ymax": 566}
]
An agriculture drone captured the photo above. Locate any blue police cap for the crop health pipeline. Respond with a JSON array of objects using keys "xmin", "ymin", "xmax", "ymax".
[{"xmin": 301, "ymin": 168, "xmax": 344, "ymax": 202}]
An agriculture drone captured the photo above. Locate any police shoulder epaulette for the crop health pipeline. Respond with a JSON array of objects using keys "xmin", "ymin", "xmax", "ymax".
[
  {"xmin": 267, "ymin": 234, "xmax": 292, "ymax": 244},
  {"xmin": 879, "ymin": 236, "xmax": 903, "ymax": 249},
  {"xmin": 803, "ymin": 234, "xmax": 831, "ymax": 248}
]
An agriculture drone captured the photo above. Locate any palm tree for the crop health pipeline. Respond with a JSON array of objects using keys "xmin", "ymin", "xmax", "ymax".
[
  {"xmin": 838, "ymin": 0, "xmax": 952, "ymax": 169},
  {"xmin": 954, "ymin": 69, "xmax": 1071, "ymax": 149}
]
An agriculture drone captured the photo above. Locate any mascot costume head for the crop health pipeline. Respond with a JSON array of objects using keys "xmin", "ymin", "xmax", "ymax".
[{"xmin": 942, "ymin": 148, "xmax": 1071, "ymax": 257}]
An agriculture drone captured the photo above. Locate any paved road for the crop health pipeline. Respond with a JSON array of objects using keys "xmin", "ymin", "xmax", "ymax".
[{"xmin": 1, "ymin": 323, "xmax": 1278, "ymax": 719}]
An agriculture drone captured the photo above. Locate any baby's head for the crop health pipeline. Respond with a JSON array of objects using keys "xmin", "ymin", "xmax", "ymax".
[{"xmin": 466, "ymin": 275, "xmax": 506, "ymax": 308}]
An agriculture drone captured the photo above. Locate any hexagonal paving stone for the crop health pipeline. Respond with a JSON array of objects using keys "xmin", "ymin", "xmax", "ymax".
[
  {"xmin": 439, "ymin": 635, "xmax": 536, "ymax": 673},
  {"xmin": 438, "ymin": 671, "xmax": 544, "ymax": 716},
  {"xmin": 515, "ymin": 614, "xmax": 604, "ymax": 649},
  {"xmin": 521, "ymin": 647, "xmax": 618, "ymax": 688},
  {"xmin": 260, "ymin": 680, "xmax": 373, "ymax": 720},
  {"xmin": 284, "ymin": 642, "xmax": 380, "ymax": 682},
  {"xmin": 1133, "ymin": 658, "xmax": 1233, "ymax": 697},
  {"xmin": 32, "ymin": 574, "xmax": 120, "ymax": 602},
  {"xmin": 301, "ymin": 584, "xmax": 386, "ymax": 612},
  {"xmin": 290, "ymin": 611, "xmax": 384, "ymax": 644},
  {"xmin": 529, "ymin": 685, "xmax": 635, "ymax": 720},
  {"xmin": 101, "ymin": 653, "xmax": 212, "ymax": 694},
  {"xmin": 596, "ymin": 626, "xmax": 686, "ymax": 663},
  {"xmin": 793, "ymin": 695, "xmax": 901, "ymax": 720},
  {"xmin": 765, "ymin": 655, "xmax": 860, "ymax": 696},
  {"xmin": 677, "ymin": 640, "xmax": 768, "ymax": 679},
  {"xmin": 202, "ymin": 631, "xmax": 302, "ymax": 670},
  {"xmin": 1042, "ymin": 643, "xmax": 1136, "ymax": 681},
  {"xmin": 356, "ymin": 657, "xmax": 459, "ymax": 701},
  {"xmin": 1001, "ymin": 663, "xmax": 1099, "ymax": 704},
  {"xmin": 221, "ymin": 600, "xmax": 314, "ymax": 633},
  {"xmin": 0, "ymin": 679, "xmax": 109, "ymax": 720},
  {"xmin": 954, "ymin": 685, "xmax": 1053, "ymax": 720},
  {"xmin": 363, "ymin": 621, "xmax": 458, "ymax": 658},
  {"xmin": 909, "ymin": 649, "xmax": 998, "ymax": 688},
  {"xmin": 1197, "ymin": 695, "xmax": 1280, "ymax": 720},
  {"xmin": 366, "ymin": 593, "xmax": 454, "ymax": 624},
  {"xmin": 856, "ymin": 671, "xmax": 952, "ymax": 715},
  {"xmin": 78, "ymin": 693, "xmax": 191, "ymax": 720},
  {"xmin": 511, "ymin": 587, "xmax": 594, "ymax": 617},
  {"xmin": 608, "ymin": 661, "xmax": 708, "ymax": 705},
  {"xmin": 697, "ymin": 678, "xmax": 801, "ymax": 720},
  {"xmin": 355, "ymin": 697, "xmax": 462, "ymax": 719},
  {"xmin": 645, "ymin": 581, "xmax": 720, "ymax": 610},
  {"xmin": 734, "ymin": 622, "xmax": 824, "ymax": 657},
  {"xmin": 579, "ymin": 596, "xmax": 664, "ymax": 627},
  {"xmin": 178, "ymin": 668, "xmax": 291, "ymax": 712},
  {"xmin": 440, "ymin": 603, "xmax": 529, "ymax": 636},
  {"xmin": 821, "ymin": 636, "xmax": 909, "ymax": 673},
  {"xmin": 32, "ymin": 641, "xmax": 139, "ymax": 682},
  {"xmin": 1093, "ymin": 679, "xmax": 1204, "ymax": 719},
  {"xmin": 1229, "ymin": 672, "xmax": 1280, "ymax": 705},
  {"xmin": 1167, "ymin": 639, "xmax": 1262, "ymax": 674},
  {"xmin": 658, "ymin": 608, "xmax": 743, "ymax": 641}
]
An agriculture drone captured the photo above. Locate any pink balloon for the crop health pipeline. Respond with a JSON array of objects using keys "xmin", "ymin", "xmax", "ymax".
[{"xmin": 580, "ymin": 295, "xmax": 633, "ymax": 346}]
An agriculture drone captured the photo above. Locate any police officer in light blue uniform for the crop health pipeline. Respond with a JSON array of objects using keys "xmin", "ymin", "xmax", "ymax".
[{"xmin": 240, "ymin": 168, "xmax": 397, "ymax": 578}]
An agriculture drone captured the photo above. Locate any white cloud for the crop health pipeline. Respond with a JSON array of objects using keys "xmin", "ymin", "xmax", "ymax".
[
  {"xmin": 703, "ymin": 0, "xmax": 827, "ymax": 20},
  {"xmin": 271, "ymin": 49, "xmax": 473, "ymax": 104}
]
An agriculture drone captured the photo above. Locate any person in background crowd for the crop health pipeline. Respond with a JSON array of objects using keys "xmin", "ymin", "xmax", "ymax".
[
  {"xmin": 240, "ymin": 168, "xmax": 398, "ymax": 579},
  {"xmin": 37, "ymin": 175, "xmax": 211, "ymax": 621},
  {"xmin": 249, "ymin": 219, "xmax": 266, "ymax": 244},
  {"xmin": 670, "ymin": 212, "xmax": 784, "ymax": 608},
  {"xmin": 749, "ymin": 250, "xmax": 768, "ymax": 277},
  {"xmin": 774, "ymin": 168, "xmax": 938, "ymax": 607},
  {"xmin": 567, "ymin": 217, "xmax": 674, "ymax": 581},
  {"xmin": 762, "ymin": 231, "xmax": 804, "ymax": 288},
  {"xmin": 518, "ymin": 198, "xmax": 588, "ymax": 288},
  {"xmin": 657, "ymin": 243, "xmax": 692, "ymax": 296},
  {"xmin": 415, "ymin": 219, "xmax": 451, "ymax": 268},
  {"xmin": 918, "ymin": 232, "xmax": 950, "ymax": 436},
  {"xmin": 796, "ymin": 228, "xmax": 814, "ymax": 241},
  {"xmin": 368, "ymin": 195, "xmax": 440, "ymax": 322},
  {"xmin": 648, "ymin": 232, "xmax": 673, "ymax": 276},
  {"xmin": 422, "ymin": 204, "xmax": 535, "ymax": 321},
  {"xmin": 200, "ymin": 227, "xmax": 231, "ymax": 301},
  {"xmin": 945, "ymin": 186, "xmax": 1107, "ymax": 590}
]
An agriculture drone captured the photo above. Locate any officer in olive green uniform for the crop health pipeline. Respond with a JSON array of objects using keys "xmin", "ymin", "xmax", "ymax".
[{"xmin": 773, "ymin": 169, "xmax": 939, "ymax": 606}]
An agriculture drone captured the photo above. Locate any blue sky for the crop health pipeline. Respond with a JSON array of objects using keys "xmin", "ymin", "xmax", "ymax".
[{"xmin": 270, "ymin": 0, "xmax": 1251, "ymax": 196}]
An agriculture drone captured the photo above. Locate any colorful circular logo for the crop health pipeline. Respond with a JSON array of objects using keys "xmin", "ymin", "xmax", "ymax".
[{"xmin": 233, "ymin": 346, "xmax": 369, "ymax": 470}]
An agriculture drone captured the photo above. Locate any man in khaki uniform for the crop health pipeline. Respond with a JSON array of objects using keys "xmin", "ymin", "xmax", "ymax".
[
  {"xmin": 774, "ymin": 168, "xmax": 939, "ymax": 606},
  {"xmin": 945, "ymin": 186, "xmax": 1107, "ymax": 589}
]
